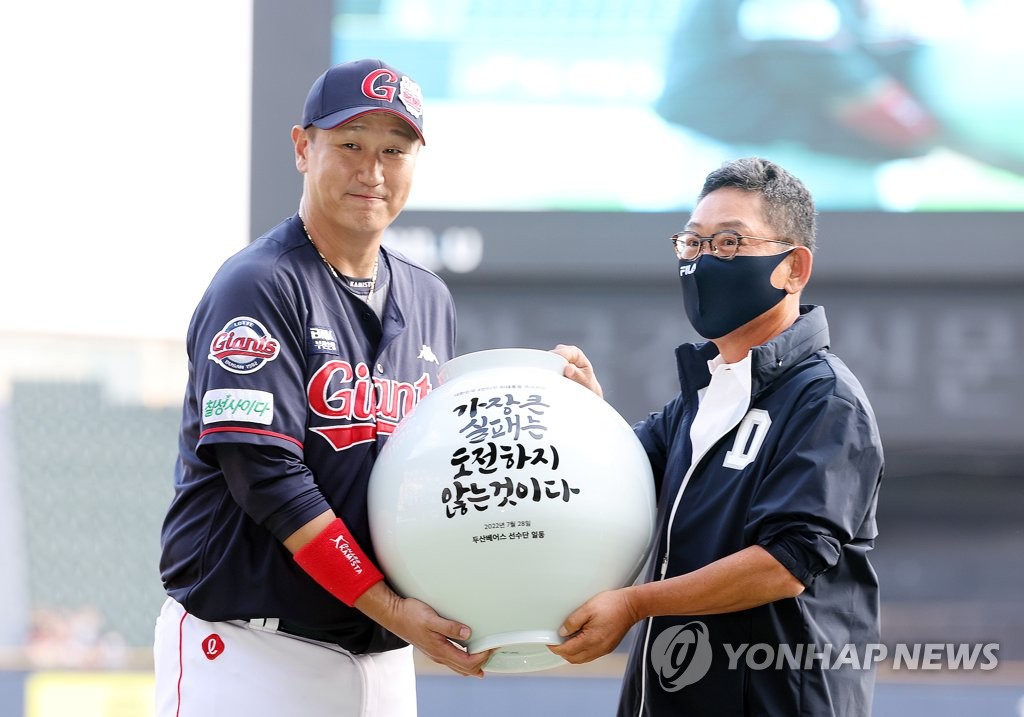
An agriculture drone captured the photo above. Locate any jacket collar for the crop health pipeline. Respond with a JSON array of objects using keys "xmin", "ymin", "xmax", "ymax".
[{"xmin": 675, "ymin": 305, "xmax": 830, "ymax": 398}]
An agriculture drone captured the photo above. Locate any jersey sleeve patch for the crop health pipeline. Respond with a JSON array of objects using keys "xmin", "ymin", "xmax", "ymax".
[
  {"xmin": 202, "ymin": 388, "xmax": 275, "ymax": 426},
  {"xmin": 208, "ymin": 316, "xmax": 281, "ymax": 373}
]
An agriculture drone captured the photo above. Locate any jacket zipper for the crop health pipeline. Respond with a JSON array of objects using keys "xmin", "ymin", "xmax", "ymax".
[{"xmin": 637, "ymin": 405, "xmax": 749, "ymax": 716}]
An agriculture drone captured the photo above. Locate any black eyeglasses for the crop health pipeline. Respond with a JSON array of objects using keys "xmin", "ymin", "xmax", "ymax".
[{"xmin": 671, "ymin": 229, "xmax": 794, "ymax": 261}]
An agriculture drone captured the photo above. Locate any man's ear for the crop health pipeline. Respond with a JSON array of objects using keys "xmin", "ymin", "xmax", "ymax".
[
  {"xmin": 781, "ymin": 246, "xmax": 813, "ymax": 294},
  {"xmin": 292, "ymin": 125, "xmax": 309, "ymax": 172}
]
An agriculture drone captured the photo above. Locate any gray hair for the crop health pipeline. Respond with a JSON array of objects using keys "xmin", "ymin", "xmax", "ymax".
[{"xmin": 698, "ymin": 157, "xmax": 817, "ymax": 253}]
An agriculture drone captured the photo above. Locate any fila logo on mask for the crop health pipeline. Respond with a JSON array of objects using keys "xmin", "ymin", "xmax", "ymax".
[
  {"xmin": 679, "ymin": 263, "xmax": 696, "ymax": 276},
  {"xmin": 723, "ymin": 409, "xmax": 771, "ymax": 470}
]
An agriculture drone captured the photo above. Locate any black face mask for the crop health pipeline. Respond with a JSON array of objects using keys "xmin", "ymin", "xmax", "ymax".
[{"xmin": 678, "ymin": 251, "xmax": 792, "ymax": 339}]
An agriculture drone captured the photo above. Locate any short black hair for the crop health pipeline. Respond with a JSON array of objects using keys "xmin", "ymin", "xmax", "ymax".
[{"xmin": 698, "ymin": 157, "xmax": 817, "ymax": 253}]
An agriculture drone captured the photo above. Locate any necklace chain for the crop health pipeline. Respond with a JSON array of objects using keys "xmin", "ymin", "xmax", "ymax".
[{"xmin": 302, "ymin": 222, "xmax": 379, "ymax": 304}]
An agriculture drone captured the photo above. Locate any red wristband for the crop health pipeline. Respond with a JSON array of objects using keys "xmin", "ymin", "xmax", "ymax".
[{"xmin": 293, "ymin": 518, "xmax": 384, "ymax": 606}]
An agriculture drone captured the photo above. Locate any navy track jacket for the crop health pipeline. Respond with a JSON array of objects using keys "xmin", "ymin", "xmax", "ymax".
[{"xmin": 619, "ymin": 306, "xmax": 884, "ymax": 717}]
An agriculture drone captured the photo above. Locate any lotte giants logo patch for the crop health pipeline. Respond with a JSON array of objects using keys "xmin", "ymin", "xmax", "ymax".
[
  {"xmin": 202, "ymin": 633, "xmax": 225, "ymax": 660},
  {"xmin": 208, "ymin": 317, "xmax": 281, "ymax": 374},
  {"xmin": 398, "ymin": 75, "xmax": 423, "ymax": 118}
]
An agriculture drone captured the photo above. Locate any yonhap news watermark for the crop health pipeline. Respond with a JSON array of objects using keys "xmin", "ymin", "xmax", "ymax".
[
  {"xmin": 720, "ymin": 640, "xmax": 1000, "ymax": 671},
  {"xmin": 651, "ymin": 621, "xmax": 1000, "ymax": 691}
]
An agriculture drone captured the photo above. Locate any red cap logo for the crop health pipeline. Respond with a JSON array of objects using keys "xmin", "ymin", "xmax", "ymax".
[{"xmin": 362, "ymin": 69, "xmax": 399, "ymax": 102}]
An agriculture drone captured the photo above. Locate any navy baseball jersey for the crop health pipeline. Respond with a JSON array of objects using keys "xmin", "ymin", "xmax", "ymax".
[{"xmin": 160, "ymin": 214, "xmax": 456, "ymax": 653}]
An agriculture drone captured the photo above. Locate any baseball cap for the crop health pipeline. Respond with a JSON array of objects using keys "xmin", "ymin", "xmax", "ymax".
[{"xmin": 301, "ymin": 58, "xmax": 425, "ymax": 144}]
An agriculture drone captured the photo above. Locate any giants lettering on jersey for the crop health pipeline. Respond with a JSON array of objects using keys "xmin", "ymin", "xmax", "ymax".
[{"xmin": 308, "ymin": 360, "xmax": 431, "ymax": 451}]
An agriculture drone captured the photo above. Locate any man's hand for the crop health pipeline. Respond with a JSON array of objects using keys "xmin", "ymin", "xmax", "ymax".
[
  {"xmin": 355, "ymin": 583, "xmax": 492, "ymax": 677},
  {"xmin": 551, "ymin": 344, "xmax": 603, "ymax": 398},
  {"xmin": 548, "ymin": 589, "xmax": 640, "ymax": 665}
]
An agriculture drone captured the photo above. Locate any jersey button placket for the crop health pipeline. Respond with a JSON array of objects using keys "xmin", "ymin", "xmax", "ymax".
[{"xmin": 372, "ymin": 364, "xmax": 384, "ymax": 438}]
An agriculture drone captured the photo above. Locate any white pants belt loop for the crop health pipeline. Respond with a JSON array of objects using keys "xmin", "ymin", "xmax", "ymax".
[{"xmin": 247, "ymin": 617, "xmax": 280, "ymax": 632}]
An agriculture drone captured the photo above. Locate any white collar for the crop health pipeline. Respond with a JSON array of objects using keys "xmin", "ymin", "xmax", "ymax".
[{"xmin": 706, "ymin": 350, "xmax": 753, "ymax": 377}]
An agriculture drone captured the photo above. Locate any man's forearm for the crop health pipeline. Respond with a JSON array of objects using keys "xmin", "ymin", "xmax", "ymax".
[{"xmin": 626, "ymin": 545, "xmax": 805, "ymax": 619}]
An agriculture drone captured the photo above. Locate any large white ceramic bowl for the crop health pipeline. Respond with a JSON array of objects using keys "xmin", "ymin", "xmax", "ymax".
[{"xmin": 368, "ymin": 348, "xmax": 656, "ymax": 673}]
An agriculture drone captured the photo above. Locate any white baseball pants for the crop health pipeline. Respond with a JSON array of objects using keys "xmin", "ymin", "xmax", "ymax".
[{"xmin": 154, "ymin": 597, "xmax": 417, "ymax": 716}]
